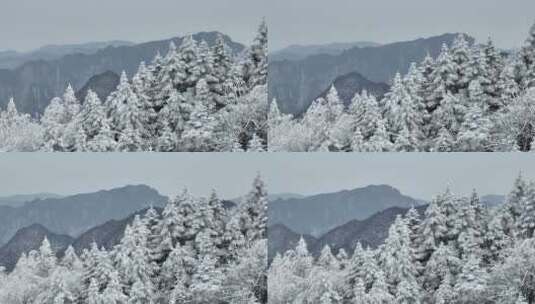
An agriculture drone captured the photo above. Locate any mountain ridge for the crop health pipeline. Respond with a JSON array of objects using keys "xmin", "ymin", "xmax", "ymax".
[
  {"xmin": 0, "ymin": 40, "xmax": 135, "ymax": 70},
  {"xmin": 0, "ymin": 193, "xmax": 63, "ymax": 207},
  {"xmin": 0, "ymin": 184, "xmax": 168, "ymax": 245},
  {"xmin": 269, "ymin": 33, "xmax": 475, "ymax": 115},
  {"xmin": 0, "ymin": 224, "xmax": 74, "ymax": 271},
  {"xmin": 268, "ymin": 184, "xmax": 422, "ymax": 237},
  {"xmin": 270, "ymin": 41, "xmax": 381, "ymax": 61},
  {"xmin": 0, "ymin": 31, "xmax": 245, "ymax": 116}
]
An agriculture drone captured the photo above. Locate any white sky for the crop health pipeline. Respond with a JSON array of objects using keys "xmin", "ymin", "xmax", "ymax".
[
  {"xmin": 0, "ymin": 153, "xmax": 533, "ymax": 201},
  {"xmin": 268, "ymin": 0, "xmax": 535, "ymax": 51},
  {"xmin": 0, "ymin": 0, "xmax": 266, "ymax": 52}
]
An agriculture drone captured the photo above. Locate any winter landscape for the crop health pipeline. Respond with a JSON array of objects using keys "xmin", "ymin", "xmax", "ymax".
[
  {"xmin": 0, "ymin": 155, "xmax": 267, "ymax": 303},
  {"xmin": 268, "ymin": 1, "xmax": 535, "ymax": 152},
  {"xmin": 0, "ymin": 1, "xmax": 267, "ymax": 152},
  {"xmin": 266, "ymin": 154, "xmax": 535, "ymax": 303}
]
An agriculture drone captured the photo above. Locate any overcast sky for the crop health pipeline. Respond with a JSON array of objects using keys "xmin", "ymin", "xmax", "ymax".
[
  {"xmin": 0, "ymin": 153, "xmax": 533, "ymax": 201},
  {"xmin": 268, "ymin": 0, "xmax": 535, "ymax": 51},
  {"xmin": 0, "ymin": 0, "xmax": 265, "ymax": 52}
]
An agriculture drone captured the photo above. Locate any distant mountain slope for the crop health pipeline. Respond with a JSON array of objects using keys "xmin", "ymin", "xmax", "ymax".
[
  {"xmin": 270, "ymin": 41, "xmax": 381, "ymax": 61},
  {"xmin": 269, "ymin": 33, "xmax": 474, "ymax": 115},
  {"xmin": 0, "ymin": 224, "xmax": 73, "ymax": 271},
  {"xmin": 0, "ymin": 185, "xmax": 168, "ymax": 245},
  {"xmin": 268, "ymin": 193, "xmax": 305, "ymax": 201},
  {"xmin": 268, "ymin": 205, "xmax": 427, "ymax": 259},
  {"xmin": 0, "ymin": 40, "xmax": 134, "ymax": 70},
  {"xmin": 75, "ymin": 70, "xmax": 120, "ymax": 102},
  {"xmin": 267, "ymin": 224, "xmax": 317, "ymax": 262},
  {"xmin": 0, "ymin": 193, "xmax": 63, "ymax": 207},
  {"xmin": 70, "ymin": 207, "xmax": 158, "ymax": 255},
  {"xmin": 71, "ymin": 200, "xmax": 236, "ymax": 255},
  {"xmin": 0, "ymin": 32, "xmax": 245, "ymax": 116},
  {"xmin": 310, "ymin": 206, "xmax": 426, "ymax": 256},
  {"xmin": 481, "ymin": 194, "xmax": 506, "ymax": 207},
  {"xmin": 0, "ymin": 208, "xmax": 151, "ymax": 272},
  {"xmin": 0, "ymin": 199, "xmax": 237, "ymax": 271},
  {"xmin": 315, "ymin": 71, "xmax": 390, "ymax": 110},
  {"xmin": 268, "ymin": 184, "xmax": 421, "ymax": 237}
]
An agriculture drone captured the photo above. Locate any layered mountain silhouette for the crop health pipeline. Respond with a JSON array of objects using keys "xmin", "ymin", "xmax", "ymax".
[
  {"xmin": 268, "ymin": 187, "xmax": 507, "ymax": 260},
  {"xmin": 0, "ymin": 215, "xmax": 137, "ymax": 272},
  {"xmin": 309, "ymin": 205, "xmax": 427, "ymax": 257},
  {"xmin": 0, "ymin": 224, "xmax": 73, "ymax": 271},
  {"xmin": 0, "ymin": 32, "xmax": 245, "ymax": 116},
  {"xmin": 75, "ymin": 70, "xmax": 120, "ymax": 102},
  {"xmin": 0, "ymin": 193, "xmax": 63, "ymax": 207},
  {"xmin": 269, "ymin": 33, "xmax": 475, "ymax": 115},
  {"xmin": 268, "ymin": 206, "xmax": 425, "ymax": 261},
  {"xmin": 268, "ymin": 184, "xmax": 422, "ymax": 237},
  {"xmin": 0, "ymin": 185, "xmax": 167, "ymax": 245},
  {"xmin": 481, "ymin": 194, "xmax": 506, "ymax": 207},
  {"xmin": 0, "ymin": 196, "xmax": 237, "ymax": 271},
  {"xmin": 270, "ymin": 41, "xmax": 381, "ymax": 62},
  {"xmin": 267, "ymin": 224, "xmax": 317, "ymax": 262},
  {"xmin": 0, "ymin": 41, "xmax": 134, "ymax": 70},
  {"xmin": 316, "ymin": 72, "xmax": 390, "ymax": 109}
]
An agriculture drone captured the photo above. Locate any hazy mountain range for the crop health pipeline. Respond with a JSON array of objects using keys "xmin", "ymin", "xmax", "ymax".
[
  {"xmin": 0, "ymin": 32, "xmax": 245, "ymax": 116},
  {"xmin": 316, "ymin": 71, "xmax": 390, "ymax": 109},
  {"xmin": 270, "ymin": 41, "xmax": 381, "ymax": 61},
  {"xmin": 0, "ymin": 185, "xmax": 168, "ymax": 245},
  {"xmin": 0, "ymin": 41, "xmax": 134, "ymax": 70},
  {"xmin": 0, "ymin": 224, "xmax": 74, "ymax": 271},
  {"xmin": 268, "ymin": 206, "xmax": 424, "ymax": 261},
  {"xmin": 0, "ymin": 208, "xmax": 152, "ymax": 272},
  {"xmin": 0, "ymin": 187, "xmax": 239, "ymax": 272},
  {"xmin": 0, "ymin": 193, "xmax": 63, "ymax": 207},
  {"xmin": 269, "ymin": 33, "xmax": 474, "ymax": 115},
  {"xmin": 0, "ymin": 184, "xmax": 506, "ymax": 271},
  {"xmin": 268, "ymin": 188, "xmax": 507, "ymax": 262},
  {"xmin": 269, "ymin": 184, "xmax": 423, "ymax": 237}
]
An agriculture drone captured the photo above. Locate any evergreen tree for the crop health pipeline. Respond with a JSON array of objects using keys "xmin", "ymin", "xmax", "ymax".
[
  {"xmin": 515, "ymin": 21, "xmax": 535, "ymax": 89},
  {"xmin": 454, "ymin": 254, "xmax": 488, "ymax": 303},
  {"xmin": 236, "ymin": 174, "xmax": 268, "ymax": 243},
  {"xmin": 243, "ymin": 20, "xmax": 268, "ymax": 88},
  {"xmin": 107, "ymin": 71, "xmax": 145, "ymax": 146},
  {"xmin": 78, "ymin": 91, "xmax": 104, "ymax": 140},
  {"xmin": 520, "ymin": 182, "xmax": 535, "ymax": 238}
]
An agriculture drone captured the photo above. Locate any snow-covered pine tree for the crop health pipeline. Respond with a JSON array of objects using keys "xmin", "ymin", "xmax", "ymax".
[
  {"xmin": 520, "ymin": 182, "xmax": 535, "ymax": 238},
  {"xmin": 454, "ymin": 254, "xmax": 488, "ymax": 303},
  {"xmin": 514, "ymin": 21, "xmax": 535, "ymax": 90},
  {"xmin": 242, "ymin": 20, "xmax": 268, "ymax": 89},
  {"xmin": 106, "ymin": 71, "xmax": 146, "ymax": 149},
  {"xmin": 235, "ymin": 174, "xmax": 268, "ymax": 244},
  {"xmin": 78, "ymin": 90, "xmax": 106, "ymax": 142}
]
